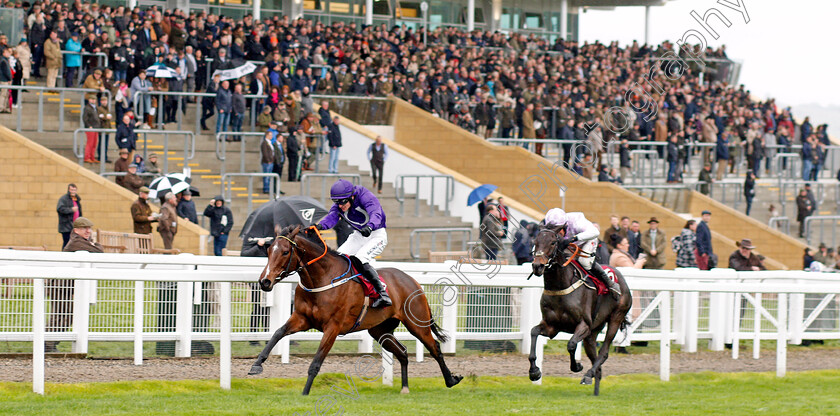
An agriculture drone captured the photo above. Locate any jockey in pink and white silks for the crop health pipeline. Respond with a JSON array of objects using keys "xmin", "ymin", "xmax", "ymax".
[{"xmin": 544, "ymin": 208, "xmax": 622, "ymax": 300}]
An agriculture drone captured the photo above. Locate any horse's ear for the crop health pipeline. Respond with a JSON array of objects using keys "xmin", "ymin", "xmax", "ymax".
[
  {"xmin": 289, "ymin": 225, "xmax": 302, "ymax": 239},
  {"xmin": 274, "ymin": 224, "xmax": 283, "ymax": 236}
]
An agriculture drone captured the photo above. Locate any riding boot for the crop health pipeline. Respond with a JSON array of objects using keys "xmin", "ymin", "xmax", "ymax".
[
  {"xmin": 590, "ymin": 262, "xmax": 621, "ymax": 300},
  {"xmin": 361, "ymin": 263, "xmax": 392, "ymax": 308}
]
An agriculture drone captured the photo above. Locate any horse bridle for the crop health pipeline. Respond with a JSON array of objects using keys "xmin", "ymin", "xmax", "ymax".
[
  {"xmin": 272, "ymin": 226, "xmax": 329, "ymax": 281},
  {"xmin": 532, "ymin": 228, "xmax": 565, "ymax": 270},
  {"xmin": 532, "ymin": 228, "xmax": 581, "ymax": 271}
]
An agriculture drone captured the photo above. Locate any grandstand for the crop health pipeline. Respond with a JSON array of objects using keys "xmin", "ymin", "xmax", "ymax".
[{"xmin": 0, "ymin": 0, "xmax": 837, "ymax": 271}]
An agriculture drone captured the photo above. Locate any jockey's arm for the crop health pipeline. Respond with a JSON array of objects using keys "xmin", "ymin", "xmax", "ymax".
[
  {"xmin": 316, "ymin": 205, "xmax": 341, "ymax": 230},
  {"xmin": 567, "ymin": 215, "xmax": 599, "ymax": 242},
  {"xmin": 360, "ymin": 196, "xmax": 385, "ymax": 230}
]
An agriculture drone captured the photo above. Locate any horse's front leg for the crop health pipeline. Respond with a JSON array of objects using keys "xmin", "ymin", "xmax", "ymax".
[
  {"xmin": 582, "ymin": 314, "xmax": 624, "ymax": 389},
  {"xmin": 528, "ymin": 322, "xmax": 554, "ymax": 381},
  {"xmin": 302, "ymin": 324, "xmax": 342, "ymax": 396},
  {"xmin": 567, "ymin": 321, "xmax": 591, "ymax": 373},
  {"xmin": 249, "ymin": 313, "xmax": 308, "ymax": 375}
]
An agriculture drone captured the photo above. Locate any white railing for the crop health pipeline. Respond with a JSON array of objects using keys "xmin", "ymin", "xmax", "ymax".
[{"xmin": 1, "ymin": 250, "xmax": 840, "ymax": 394}]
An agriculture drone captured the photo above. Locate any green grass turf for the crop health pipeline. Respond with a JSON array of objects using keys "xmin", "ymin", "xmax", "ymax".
[{"xmin": 2, "ymin": 370, "xmax": 840, "ymax": 416}]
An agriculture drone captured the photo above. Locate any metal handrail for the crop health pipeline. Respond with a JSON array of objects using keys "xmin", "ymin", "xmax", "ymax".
[
  {"xmin": 804, "ymin": 216, "xmax": 840, "ymax": 248},
  {"xmin": 395, "ymin": 175, "xmax": 455, "ymax": 217},
  {"xmin": 60, "ymin": 51, "xmax": 109, "ymax": 84},
  {"xmin": 215, "ymin": 131, "xmax": 267, "ymax": 179},
  {"xmin": 409, "ymin": 228, "xmax": 473, "ymax": 260},
  {"xmin": 300, "ymin": 173, "xmax": 361, "ymax": 205},
  {"xmin": 301, "ymin": 133, "xmax": 326, "ymax": 172},
  {"xmin": 630, "ymin": 149, "xmax": 659, "ymax": 185},
  {"xmin": 220, "ymin": 173, "xmax": 282, "ymax": 212},
  {"xmin": 707, "ymin": 180, "xmax": 743, "ymax": 209},
  {"xmin": 776, "ymin": 180, "xmax": 826, "ymax": 218},
  {"xmin": 73, "ymin": 128, "xmax": 195, "ymax": 174},
  {"xmin": 0, "ymin": 85, "xmax": 110, "ymax": 133},
  {"xmin": 774, "ymin": 153, "xmax": 801, "ymax": 180},
  {"xmin": 132, "ymin": 90, "xmax": 268, "ymax": 132},
  {"xmin": 768, "ymin": 216, "xmax": 791, "ymax": 236},
  {"xmin": 310, "ymin": 94, "xmax": 390, "ymax": 101}
]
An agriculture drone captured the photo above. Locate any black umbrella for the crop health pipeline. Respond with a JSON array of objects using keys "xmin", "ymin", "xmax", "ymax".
[{"xmin": 239, "ymin": 196, "xmax": 329, "ymax": 242}]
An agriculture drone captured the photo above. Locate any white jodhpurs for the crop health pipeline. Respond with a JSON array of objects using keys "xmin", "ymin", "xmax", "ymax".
[
  {"xmin": 575, "ymin": 238, "xmax": 598, "ymax": 269},
  {"xmin": 338, "ymin": 228, "xmax": 388, "ymax": 264}
]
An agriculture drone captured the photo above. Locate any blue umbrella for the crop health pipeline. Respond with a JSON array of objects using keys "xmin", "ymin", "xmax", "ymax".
[{"xmin": 467, "ymin": 184, "xmax": 498, "ymax": 206}]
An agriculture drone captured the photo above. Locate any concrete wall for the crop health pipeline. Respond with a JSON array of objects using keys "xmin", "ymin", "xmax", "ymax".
[
  {"xmin": 0, "ymin": 126, "xmax": 209, "ymax": 254},
  {"xmin": 389, "ymin": 98, "xmax": 790, "ymax": 270}
]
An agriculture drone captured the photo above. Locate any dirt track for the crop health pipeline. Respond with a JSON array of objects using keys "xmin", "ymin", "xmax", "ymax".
[{"xmin": 2, "ymin": 348, "xmax": 840, "ymax": 383}]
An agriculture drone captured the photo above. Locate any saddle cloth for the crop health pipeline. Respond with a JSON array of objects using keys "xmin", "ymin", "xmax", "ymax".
[
  {"xmin": 570, "ymin": 260, "xmax": 618, "ymax": 296},
  {"xmin": 347, "ymin": 255, "xmax": 383, "ymax": 299}
]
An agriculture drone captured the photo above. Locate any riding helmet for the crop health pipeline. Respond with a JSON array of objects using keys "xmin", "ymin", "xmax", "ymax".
[{"xmin": 330, "ymin": 179, "xmax": 355, "ymax": 200}]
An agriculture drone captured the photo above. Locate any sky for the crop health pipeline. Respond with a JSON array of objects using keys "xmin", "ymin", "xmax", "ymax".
[{"xmin": 578, "ymin": 0, "xmax": 840, "ymax": 137}]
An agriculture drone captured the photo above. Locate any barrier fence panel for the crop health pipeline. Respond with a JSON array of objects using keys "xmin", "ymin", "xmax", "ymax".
[
  {"xmin": 4, "ymin": 251, "xmax": 840, "ymax": 394},
  {"xmin": 311, "ymin": 95, "xmax": 393, "ymax": 125},
  {"xmin": 215, "ymin": 131, "xmax": 268, "ymax": 179},
  {"xmin": 73, "ymin": 128, "xmax": 194, "ymax": 175},
  {"xmin": 60, "ymin": 51, "xmax": 109, "ymax": 85},
  {"xmin": 300, "ymin": 173, "xmax": 361, "ymax": 205},
  {"xmin": 777, "ymin": 180, "xmax": 826, "ymax": 218},
  {"xmin": 774, "ymin": 153, "xmax": 802, "ymax": 181},
  {"xmin": 630, "ymin": 150, "xmax": 658, "ymax": 184},
  {"xmin": 395, "ymin": 175, "xmax": 455, "ymax": 217},
  {"xmin": 0, "ymin": 85, "xmax": 111, "ymax": 133},
  {"xmin": 804, "ymin": 216, "xmax": 840, "ymax": 249},
  {"xmin": 708, "ymin": 180, "xmax": 743, "ymax": 210},
  {"xmin": 768, "ymin": 216, "xmax": 791, "ymax": 236},
  {"xmin": 221, "ymin": 173, "xmax": 282, "ymax": 212},
  {"xmin": 409, "ymin": 228, "xmax": 473, "ymax": 260}
]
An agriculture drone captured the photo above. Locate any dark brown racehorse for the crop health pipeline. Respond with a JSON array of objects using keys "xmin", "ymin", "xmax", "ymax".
[
  {"xmin": 528, "ymin": 224, "xmax": 632, "ymax": 396},
  {"xmin": 248, "ymin": 225, "xmax": 463, "ymax": 395}
]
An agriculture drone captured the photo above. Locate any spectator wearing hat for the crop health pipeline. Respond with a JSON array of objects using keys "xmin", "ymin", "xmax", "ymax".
[
  {"xmin": 728, "ymin": 239, "xmax": 765, "ymax": 271},
  {"xmin": 204, "ymin": 196, "xmax": 234, "ymax": 256},
  {"xmin": 44, "ymin": 31, "xmax": 63, "ymax": 89},
  {"xmin": 121, "ymin": 163, "xmax": 145, "ymax": 194},
  {"xmin": 640, "ymin": 217, "xmax": 666, "ymax": 270},
  {"xmin": 83, "ymin": 68, "xmax": 106, "ymax": 101},
  {"xmin": 177, "ymin": 190, "xmax": 198, "ymax": 224},
  {"xmin": 257, "ymin": 105, "xmax": 273, "ymax": 132},
  {"xmin": 131, "ymin": 186, "xmax": 158, "ymax": 234},
  {"xmin": 813, "ymin": 243, "xmax": 831, "ymax": 265},
  {"xmin": 97, "ymin": 96, "xmax": 114, "ymax": 163},
  {"xmin": 56, "ymin": 184, "xmax": 82, "ymax": 248},
  {"xmin": 64, "ymin": 33, "xmax": 82, "ymax": 87},
  {"xmin": 114, "ymin": 148, "xmax": 131, "ymax": 186},
  {"xmin": 158, "ymin": 192, "xmax": 178, "ymax": 250},
  {"xmin": 45, "ymin": 216, "xmax": 103, "ymax": 352},
  {"xmin": 260, "ymin": 130, "xmax": 276, "ymax": 193},
  {"xmin": 695, "ymin": 210, "xmax": 714, "ymax": 270}
]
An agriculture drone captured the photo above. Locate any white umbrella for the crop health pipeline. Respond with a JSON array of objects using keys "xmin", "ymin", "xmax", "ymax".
[
  {"xmin": 148, "ymin": 173, "xmax": 192, "ymax": 199},
  {"xmin": 211, "ymin": 62, "xmax": 257, "ymax": 81},
  {"xmin": 146, "ymin": 64, "xmax": 178, "ymax": 79}
]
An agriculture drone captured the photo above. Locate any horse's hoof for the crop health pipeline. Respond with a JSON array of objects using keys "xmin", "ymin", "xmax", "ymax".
[
  {"xmin": 529, "ymin": 368, "xmax": 542, "ymax": 381},
  {"xmin": 400, "ymin": 387, "xmax": 410, "ymax": 394},
  {"xmin": 572, "ymin": 363, "xmax": 583, "ymax": 373},
  {"xmin": 248, "ymin": 365, "xmax": 264, "ymax": 375},
  {"xmin": 581, "ymin": 375, "xmax": 593, "ymax": 385},
  {"xmin": 446, "ymin": 375, "xmax": 463, "ymax": 388}
]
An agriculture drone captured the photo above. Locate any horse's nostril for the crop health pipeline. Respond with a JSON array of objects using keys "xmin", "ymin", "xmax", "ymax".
[{"xmin": 259, "ymin": 279, "xmax": 272, "ymax": 291}]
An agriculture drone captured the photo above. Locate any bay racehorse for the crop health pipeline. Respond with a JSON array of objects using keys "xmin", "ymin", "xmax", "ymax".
[
  {"xmin": 528, "ymin": 224, "xmax": 632, "ymax": 396},
  {"xmin": 248, "ymin": 225, "xmax": 463, "ymax": 395}
]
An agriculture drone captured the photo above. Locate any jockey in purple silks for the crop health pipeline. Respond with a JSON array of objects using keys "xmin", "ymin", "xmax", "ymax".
[
  {"xmin": 544, "ymin": 208, "xmax": 622, "ymax": 300},
  {"xmin": 316, "ymin": 179, "xmax": 392, "ymax": 307}
]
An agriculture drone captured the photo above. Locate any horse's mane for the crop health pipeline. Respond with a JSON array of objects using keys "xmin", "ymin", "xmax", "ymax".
[
  {"xmin": 279, "ymin": 225, "xmax": 344, "ymax": 258},
  {"xmin": 541, "ymin": 223, "xmax": 567, "ymax": 234}
]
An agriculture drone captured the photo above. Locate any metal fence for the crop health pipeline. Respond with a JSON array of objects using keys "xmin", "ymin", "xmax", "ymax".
[
  {"xmin": 311, "ymin": 94, "xmax": 393, "ymax": 125},
  {"xmin": 132, "ymin": 90, "xmax": 267, "ymax": 133},
  {"xmin": 73, "ymin": 128, "xmax": 195, "ymax": 175},
  {"xmin": 220, "ymin": 173, "xmax": 282, "ymax": 212},
  {"xmin": 394, "ymin": 174, "xmax": 454, "ymax": 217},
  {"xmin": 0, "ymin": 85, "xmax": 111, "ymax": 133},
  {"xmin": 803, "ymin": 216, "xmax": 840, "ymax": 249},
  {"xmin": 299, "ymin": 173, "xmax": 361, "ymax": 205},
  {"xmin": 768, "ymin": 216, "xmax": 791, "ymax": 235},
  {"xmin": 215, "ymin": 131, "xmax": 268, "ymax": 179}
]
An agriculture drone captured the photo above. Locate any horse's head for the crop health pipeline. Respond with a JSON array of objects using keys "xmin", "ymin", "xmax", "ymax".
[
  {"xmin": 531, "ymin": 224, "xmax": 568, "ymax": 277},
  {"xmin": 258, "ymin": 225, "xmax": 303, "ymax": 292}
]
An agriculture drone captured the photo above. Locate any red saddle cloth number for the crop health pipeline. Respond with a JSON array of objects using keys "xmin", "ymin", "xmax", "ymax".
[{"xmin": 571, "ymin": 260, "xmax": 618, "ymax": 296}]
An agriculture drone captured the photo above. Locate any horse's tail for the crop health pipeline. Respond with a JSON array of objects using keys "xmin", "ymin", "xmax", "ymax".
[
  {"xmin": 621, "ymin": 316, "xmax": 631, "ymax": 331},
  {"xmin": 430, "ymin": 319, "xmax": 450, "ymax": 343}
]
